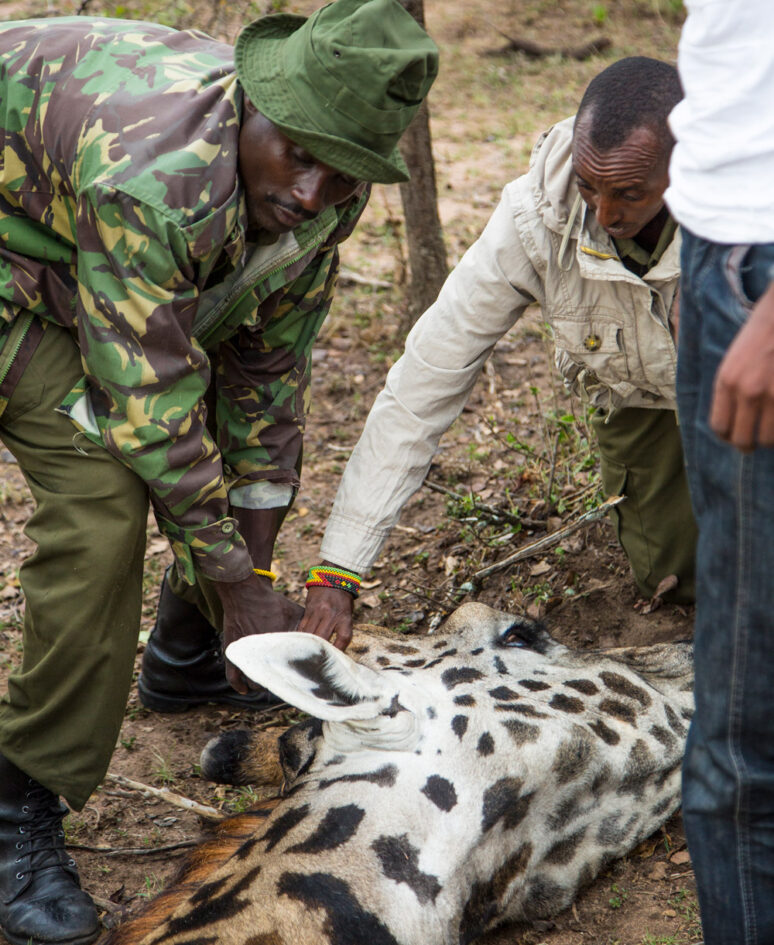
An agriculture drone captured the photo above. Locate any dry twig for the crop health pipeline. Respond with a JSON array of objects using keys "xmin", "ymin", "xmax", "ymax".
[
  {"xmin": 103, "ymin": 774, "xmax": 225, "ymax": 823},
  {"xmin": 484, "ymin": 28, "xmax": 612, "ymax": 60},
  {"xmin": 68, "ymin": 840, "xmax": 198, "ymax": 857},
  {"xmin": 339, "ymin": 267, "xmax": 393, "ymax": 290},
  {"xmin": 473, "ymin": 495, "xmax": 624, "ymax": 581}
]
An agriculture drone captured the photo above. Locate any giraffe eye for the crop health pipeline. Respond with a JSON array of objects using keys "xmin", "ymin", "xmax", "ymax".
[{"xmin": 498, "ymin": 619, "xmax": 548, "ymax": 653}]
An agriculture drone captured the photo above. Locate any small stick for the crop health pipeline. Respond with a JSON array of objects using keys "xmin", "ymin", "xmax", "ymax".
[
  {"xmin": 473, "ymin": 495, "xmax": 624, "ymax": 581},
  {"xmin": 103, "ymin": 773, "xmax": 226, "ymax": 823},
  {"xmin": 68, "ymin": 840, "xmax": 198, "ymax": 857},
  {"xmin": 339, "ymin": 267, "xmax": 393, "ymax": 290},
  {"xmin": 484, "ymin": 27, "xmax": 611, "ymax": 61},
  {"xmin": 545, "ymin": 431, "xmax": 561, "ymax": 507}
]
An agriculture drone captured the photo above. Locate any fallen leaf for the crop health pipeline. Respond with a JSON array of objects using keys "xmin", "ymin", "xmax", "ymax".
[
  {"xmin": 637, "ymin": 573, "xmax": 680, "ymax": 614},
  {"xmin": 0, "ymin": 585, "xmax": 19, "ymax": 599},
  {"xmin": 529, "ymin": 559, "xmax": 552, "ymax": 577},
  {"xmin": 670, "ymin": 849, "xmax": 691, "ymax": 865},
  {"xmin": 663, "ymin": 908, "xmax": 677, "ymax": 918},
  {"xmin": 147, "ymin": 538, "xmax": 168, "ymax": 556},
  {"xmin": 108, "ymin": 884, "xmax": 126, "ymax": 904},
  {"xmin": 444, "ymin": 555, "xmax": 458, "ymax": 577},
  {"xmin": 359, "ymin": 594, "xmax": 380, "ymax": 609},
  {"xmin": 636, "ymin": 838, "xmax": 659, "ymax": 858}
]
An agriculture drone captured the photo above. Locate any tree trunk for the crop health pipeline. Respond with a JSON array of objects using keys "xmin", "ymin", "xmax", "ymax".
[{"xmin": 397, "ymin": 0, "xmax": 448, "ymax": 327}]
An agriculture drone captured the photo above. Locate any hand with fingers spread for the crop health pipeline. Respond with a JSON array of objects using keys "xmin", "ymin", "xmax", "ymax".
[{"xmin": 709, "ymin": 281, "xmax": 774, "ymax": 452}]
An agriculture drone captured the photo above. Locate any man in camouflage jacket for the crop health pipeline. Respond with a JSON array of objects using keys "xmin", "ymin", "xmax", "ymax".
[{"xmin": 0, "ymin": 3, "xmax": 438, "ymax": 943}]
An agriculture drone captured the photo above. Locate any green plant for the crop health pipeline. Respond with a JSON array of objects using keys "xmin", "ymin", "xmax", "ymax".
[
  {"xmin": 62, "ymin": 815, "xmax": 85, "ymax": 842},
  {"xmin": 668, "ymin": 887, "xmax": 701, "ymax": 932},
  {"xmin": 138, "ymin": 872, "xmax": 164, "ymax": 899},
  {"xmin": 524, "ymin": 581, "xmax": 553, "ymax": 603},
  {"xmin": 608, "ymin": 882, "xmax": 628, "ymax": 909},
  {"xmin": 227, "ymin": 786, "xmax": 260, "ymax": 813},
  {"xmin": 151, "ymin": 749, "xmax": 176, "ymax": 787},
  {"xmin": 592, "ymin": 3, "xmax": 608, "ymax": 24}
]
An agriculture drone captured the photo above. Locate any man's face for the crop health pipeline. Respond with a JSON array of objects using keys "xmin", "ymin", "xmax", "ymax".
[
  {"xmin": 571, "ymin": 116, "xmax": 670, "ymax": 242},
  {"xmin": 238, "ymin": 100, "xmax": 365, "ymax": 236}
]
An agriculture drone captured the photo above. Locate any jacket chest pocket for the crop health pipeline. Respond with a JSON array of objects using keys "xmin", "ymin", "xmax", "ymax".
[{"xmin": 552, "ymin": 315, "xmax": 630, "ymax": 385}]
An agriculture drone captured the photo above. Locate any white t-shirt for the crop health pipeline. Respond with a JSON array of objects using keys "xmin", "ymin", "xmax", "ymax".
[{"xmin": 666, "ymin": 0, "xmax": 774, "ymax": 243}]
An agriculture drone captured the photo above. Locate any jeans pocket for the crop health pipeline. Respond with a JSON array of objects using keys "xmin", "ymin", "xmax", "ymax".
[
  {"xmin": 723, "ymin": 245, "xmax": 756, "ymax": 318},
  {"xmin": 724, "ymin": 243, "xmax": 774, "ymax": 316}
]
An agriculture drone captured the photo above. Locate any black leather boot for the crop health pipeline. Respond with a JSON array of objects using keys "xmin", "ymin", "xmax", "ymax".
[
  {"xmin": 137, "ymin": 569, "xmax": 280, "ymax": 712},
  {"xmin": 0, "ymin": 754, "xmax": 99, "ymax": 945}
]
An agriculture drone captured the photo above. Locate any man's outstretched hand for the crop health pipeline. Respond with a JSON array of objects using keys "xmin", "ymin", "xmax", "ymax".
[
  {"xmin": 215, "ymin": 572, "xmax": 304, "ymax": 693},
  {"xmin": 710, "ymin": 281, "xmax": 774, "ymax": 451}
]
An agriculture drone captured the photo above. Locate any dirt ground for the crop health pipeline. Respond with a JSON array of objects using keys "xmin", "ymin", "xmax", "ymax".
[{"xmin": 0, "ymin": 0, "xmax": 702, "ymax": 943}]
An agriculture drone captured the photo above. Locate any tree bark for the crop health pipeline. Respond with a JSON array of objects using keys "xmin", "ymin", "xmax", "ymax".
[{"xmin": 397, "ymin": 0, "xmax": 448, "ymax": 327}]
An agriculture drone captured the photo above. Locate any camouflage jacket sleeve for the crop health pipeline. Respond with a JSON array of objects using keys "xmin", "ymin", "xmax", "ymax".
[{"xmin": 73, "ymin": 182, "xmax": 251, "ymax": 583}]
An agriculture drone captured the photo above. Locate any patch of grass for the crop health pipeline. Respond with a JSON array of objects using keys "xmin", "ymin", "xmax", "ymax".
[
  {"xmin": 669, "ymin": 887, "xmax": 702, "ymax": 938},
  {"xmin": 226, "ymin": 786, "xmax": 259, "ymax": 813},
  {"xmin": 138, "ymin": 872, "xmax": 164, "ymax": 899},
  {"xmin": 608, "ymin": 882, "xmax": 629, "ymax": 909},
  {"xmin": 62, "ymin": 815, "xmax": 86, "ymax": 842},
  {"xmin": 151, "ymin": 749, "xmax": 177, "ymax": 787}
]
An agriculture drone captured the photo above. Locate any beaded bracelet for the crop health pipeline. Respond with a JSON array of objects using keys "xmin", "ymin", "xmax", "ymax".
[
  {"xmin": 252, "ymin": 568, "xmax": 277, "ymax": 581},
  {"xmin": 305, "ymin": 564, "xmax": 361, "ymax": 598}
]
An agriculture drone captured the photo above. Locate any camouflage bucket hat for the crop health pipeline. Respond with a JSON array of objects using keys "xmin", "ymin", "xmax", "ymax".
[{"xmin": 235, "ymin": 0, "xmax": 439, "ymax": 184}]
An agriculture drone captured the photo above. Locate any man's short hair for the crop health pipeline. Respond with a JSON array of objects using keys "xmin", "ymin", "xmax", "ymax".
[{"xmin": 575, "ymin": 56, "xmax": 682, "ymax": 155}]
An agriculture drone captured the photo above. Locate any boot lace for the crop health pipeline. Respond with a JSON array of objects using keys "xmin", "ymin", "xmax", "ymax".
[{"xmin": 14, "ymin": 780, "xmax": 75, "ymax": 882}]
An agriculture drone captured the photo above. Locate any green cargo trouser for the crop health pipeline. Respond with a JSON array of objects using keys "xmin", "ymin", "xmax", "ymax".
[
  {"xmin": 0, "ymin": 324, "xmax": 148, "ymax": 810},
  {"xmin": 592, "ymin": 406, "xmax": 697, "ymax": 603}
]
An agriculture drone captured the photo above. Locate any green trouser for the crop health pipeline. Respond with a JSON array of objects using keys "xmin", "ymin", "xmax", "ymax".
[
  {"xmin": 592, "ymin": 406, "xmax": 697, "ymax": 603},
  {"xmin": 0, "ymin": 324, "xmax": 148, "ymax": 810}
]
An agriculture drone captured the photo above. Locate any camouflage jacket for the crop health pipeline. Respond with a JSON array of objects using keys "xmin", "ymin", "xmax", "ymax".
[{"xmin": 0, "ymin": 17, "xmax": 368, "ymax": 583}]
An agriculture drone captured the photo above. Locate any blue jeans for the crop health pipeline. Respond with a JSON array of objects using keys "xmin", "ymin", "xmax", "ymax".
[{"xmin": 678, "ymin": 230, "xmax": 774, "ymax": 945}]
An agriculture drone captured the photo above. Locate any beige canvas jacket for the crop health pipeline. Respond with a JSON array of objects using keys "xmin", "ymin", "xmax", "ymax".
[{"xmin": 321, "ymin": 116, "xmax": 680, "ymax": 574}]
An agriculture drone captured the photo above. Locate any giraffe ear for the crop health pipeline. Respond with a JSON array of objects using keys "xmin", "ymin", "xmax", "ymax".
[{"xmin": 226, "ymin": 632, "xmax": 397, "ymax": 722}]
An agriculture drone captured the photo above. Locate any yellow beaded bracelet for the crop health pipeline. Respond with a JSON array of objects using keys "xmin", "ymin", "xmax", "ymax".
[{"xmin": 252, "ymin": 568, "xmax": 277, "ymax": 581}]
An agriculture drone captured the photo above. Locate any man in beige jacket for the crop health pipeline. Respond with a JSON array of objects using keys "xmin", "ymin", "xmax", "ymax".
[{"xmin": 300, "ymin": 56, "xmax": 692, "ymax": 649}]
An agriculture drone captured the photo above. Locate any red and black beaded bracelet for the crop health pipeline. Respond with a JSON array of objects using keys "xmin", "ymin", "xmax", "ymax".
[{"xmin": 305, "ymin": 564, "xmax": 361, "ymax": 598}]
